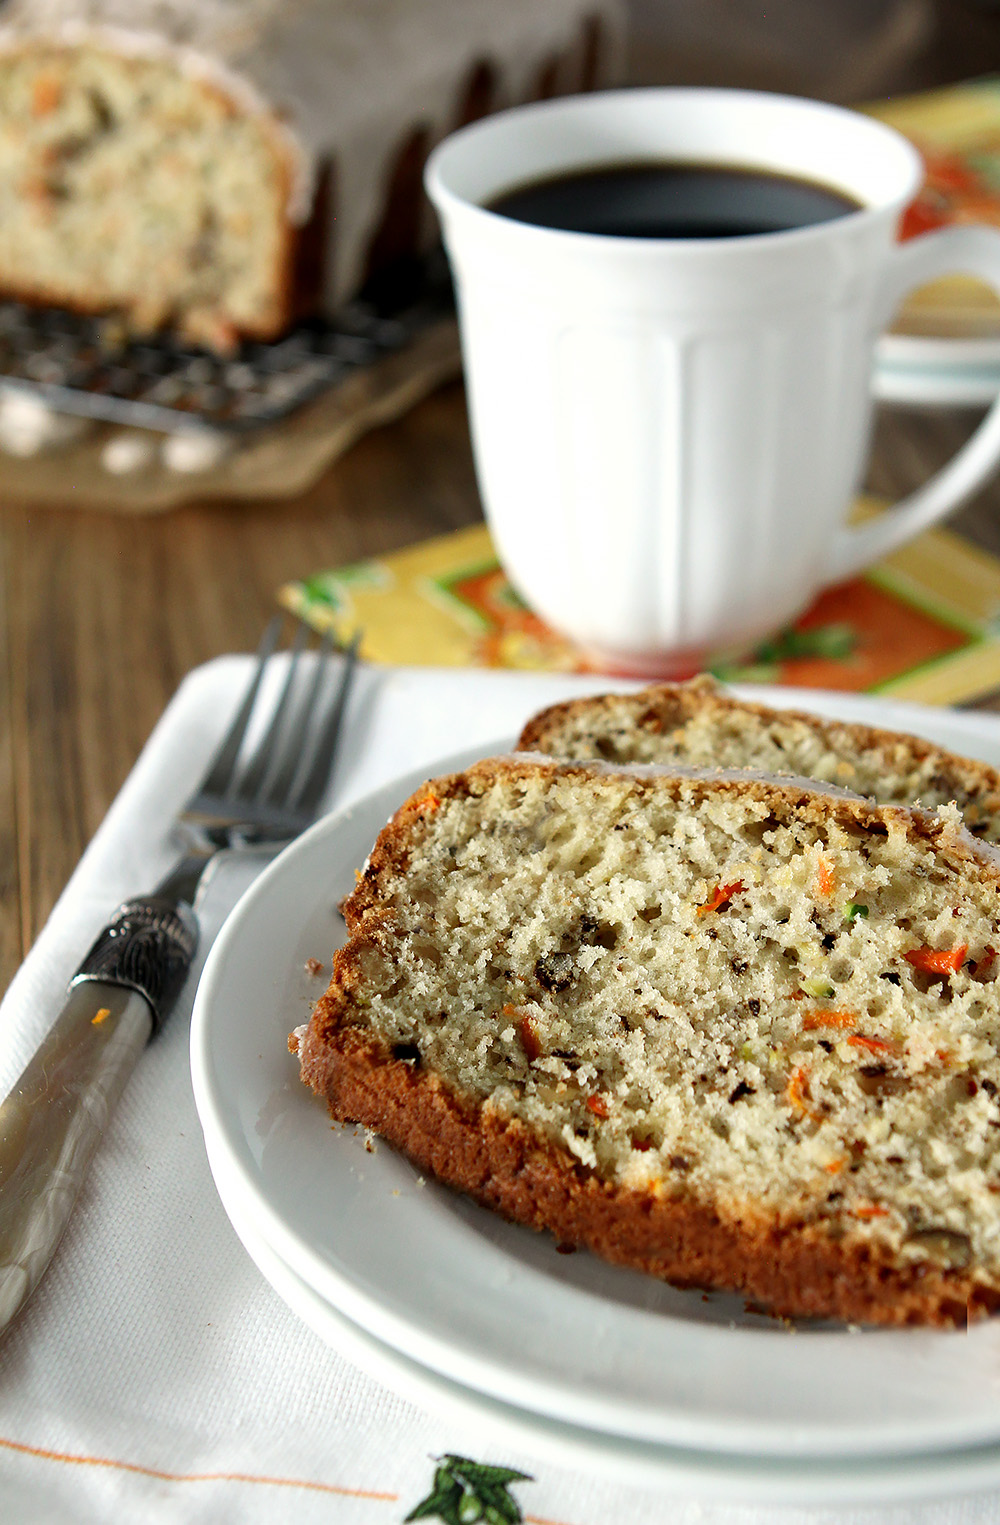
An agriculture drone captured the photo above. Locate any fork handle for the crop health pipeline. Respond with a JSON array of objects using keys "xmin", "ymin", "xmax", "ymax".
[{"xmin": 0, "ymin": 897, "xmax": 198, "ymax": 1332}]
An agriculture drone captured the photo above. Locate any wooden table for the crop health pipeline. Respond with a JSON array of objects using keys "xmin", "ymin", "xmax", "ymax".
[
  {"xmin": 4, "ymin": 0, "xmax": 1000, "ymax": 998},
  {"xmin": 0, "ymin": 381, "xmax": 484, "ymax": 993}
]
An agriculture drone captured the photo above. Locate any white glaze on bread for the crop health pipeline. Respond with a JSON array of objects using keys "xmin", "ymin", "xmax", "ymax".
[{"xmin": 0, "ymin": 0, "xmax": 626, "ymax": 331}]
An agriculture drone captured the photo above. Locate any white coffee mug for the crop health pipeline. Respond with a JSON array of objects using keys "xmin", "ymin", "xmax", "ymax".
[{"xmin": 426, "ymin": 88, "xmax": 1000, "ymax": 675}]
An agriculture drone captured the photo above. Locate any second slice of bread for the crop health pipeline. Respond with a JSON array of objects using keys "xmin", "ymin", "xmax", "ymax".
[{"xmin": 518, "ymin": 676, "xmax": 1000, "ymax": 842}]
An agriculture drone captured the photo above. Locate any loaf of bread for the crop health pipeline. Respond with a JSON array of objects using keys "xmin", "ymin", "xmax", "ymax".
[
  {"xmin": 294, "ymin": 754, "xmax": 1000, "ymax": 1327},
  {"xmin": 519, "ymin": 675, "xmax": 1000, "ymax": 844},
  {"xmin": 0, "ymin": 0, "xmax": 623, "ymax": 347}
]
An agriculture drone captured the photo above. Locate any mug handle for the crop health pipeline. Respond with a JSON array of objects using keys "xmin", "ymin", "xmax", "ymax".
[{"xmin": 829, "ymin": 224, "xmax": 1000, "ymax": 583}]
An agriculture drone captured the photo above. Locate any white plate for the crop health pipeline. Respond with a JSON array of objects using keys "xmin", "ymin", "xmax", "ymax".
[
  {"xmin": 208, "ymin": 1136, "xmax": 1000, "ymax": 1506},
  {"xmin": 191, "ymin": 693, "xmax": 1000, "ymax": 1464},
  {"xmin": 874, "ymin": 332, "xmax": 1000, "ymax": 406}
]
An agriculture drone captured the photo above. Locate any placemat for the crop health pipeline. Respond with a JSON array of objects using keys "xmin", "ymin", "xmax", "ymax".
[{"xmin": 280, "ymin": 497, "xmax": 1000, "ymax": 706}]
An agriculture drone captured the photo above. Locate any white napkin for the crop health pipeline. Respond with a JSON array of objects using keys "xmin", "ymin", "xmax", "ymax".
[{"xmin": 0, "ymin": 656, "xmax": 996, "ymax": 1525}]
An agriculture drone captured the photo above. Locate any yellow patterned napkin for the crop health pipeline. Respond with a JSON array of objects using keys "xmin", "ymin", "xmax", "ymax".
[{"xmin": 280, "ymin": 500, "xmax": 1000, "ymax": 708}]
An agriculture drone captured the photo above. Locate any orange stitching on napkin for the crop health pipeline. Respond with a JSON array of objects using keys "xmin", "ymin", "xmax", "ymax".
[{"xmin": 0, "ymin": 1433, "xmax": 398, "ymax": 1500}]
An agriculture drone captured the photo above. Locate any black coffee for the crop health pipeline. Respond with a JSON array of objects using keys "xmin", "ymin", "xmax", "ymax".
[{"xmin": 486, "ymin": 161, "xmax": 861, "ymax": 239}]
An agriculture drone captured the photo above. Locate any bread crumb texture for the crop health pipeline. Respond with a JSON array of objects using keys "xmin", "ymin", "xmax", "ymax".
[{"xmin": 298, "ymin": 756, "xmax": 1000, "ymax": 1325}]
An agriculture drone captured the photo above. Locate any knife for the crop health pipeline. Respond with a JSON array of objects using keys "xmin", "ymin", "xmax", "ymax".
[{"xmin": 0, "ymin": 893, "xmax": 197, "ymax": 1328}]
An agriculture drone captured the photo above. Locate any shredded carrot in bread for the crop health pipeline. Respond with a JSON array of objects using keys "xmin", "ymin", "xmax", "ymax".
[
  {"xmin": 697, "ymin": 880, "xmax": 744, "ymax": 916},
  {"xmin": 905, "ymin": 944, "xmax": 967, "ymax": 977},
  {"xmin": 816, "ymin": 857, "xmax": 835, "ymax": 896},
  {"xmin": 847, "ymin": 1034, "xmax": 898, "ymax": 1055},
  {"xmin": 32, "ymin": 73, "xmax": 62, "ymax": 116},
  {"xmin": 586, "ymin": 1093, "xmax": 610, "ymax": 1119},
  {"xmin": 785, "ymin": 1066, "xmax": 818, "ymax": 1120},
  {"xmin": 802, "ymin": 1010, "xmax": 857, "ymax": 1031},
  {"xmin": 501, "ymin": 1003, "xmax": 543, "ymax": 1061}
]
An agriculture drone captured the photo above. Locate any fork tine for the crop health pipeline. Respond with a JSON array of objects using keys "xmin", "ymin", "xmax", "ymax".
[
  {"xmin": 289, "ymin": 630, "xmax": 361, "ymax": 816},
  {"xmin": 257, "ymin": 628, "xmax": 333, "ymax": 808},
  {"xmin": 199, "ymin": 615, "xmax": 283, "ymax": 799},
  {"xmin": 238, "ymin": 617, "xmax": 310, "ymax": 801}
]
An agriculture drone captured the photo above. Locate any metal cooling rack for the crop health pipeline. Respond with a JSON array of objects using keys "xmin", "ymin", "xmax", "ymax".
[{"xmin": 0, "ymin": 254, "xmax": 455, "ymax": 434}]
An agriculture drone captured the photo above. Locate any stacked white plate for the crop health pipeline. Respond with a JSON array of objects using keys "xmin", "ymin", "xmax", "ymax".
[
  {"xmin": 874, "ymin": 332, "xmax": 1000, "ymax": 407},
  {"xmin": 190, "ymin": 695, "xmax": 1000, "ymax": 1506}
]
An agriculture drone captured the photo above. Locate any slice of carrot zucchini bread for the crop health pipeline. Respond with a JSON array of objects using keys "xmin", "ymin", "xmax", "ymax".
[
  {"xmin": 293, "ymin": 754, "xmax": 1000, "ymax": 1326},
  {"xmin": 517, "ymin": 675, "xmax": 1000, "ymax": 843}
]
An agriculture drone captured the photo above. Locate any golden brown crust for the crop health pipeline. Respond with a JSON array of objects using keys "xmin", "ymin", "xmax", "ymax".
[
  {"xmin": 516, "ymin": 673, "xmax": 715, "ymax": 752},
  {"xmin": 516, "ymin": 676, "xmax": 1000, "ymax": 826},
  {"xmin": 300, "ymin": 756, "xmax": 1000, "ymax": 1327},
  {"xmin": 299, "ymin": 993, "xmax": 1000, "ymax": 1328}
]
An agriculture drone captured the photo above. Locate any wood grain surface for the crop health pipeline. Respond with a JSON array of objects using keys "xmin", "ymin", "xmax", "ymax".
[
  {"xmin": 0, "ymin": 384, "xmax": 483, "ymax": 993},
  {"xmin": 3, "ymin": 0, "xmax": 1000, "ymax": 998}
]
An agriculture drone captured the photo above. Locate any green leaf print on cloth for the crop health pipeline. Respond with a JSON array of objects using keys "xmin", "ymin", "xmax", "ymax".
[{"xmin": 405, "ymin": 1455, "xmax": 533, "ymax": 1524}]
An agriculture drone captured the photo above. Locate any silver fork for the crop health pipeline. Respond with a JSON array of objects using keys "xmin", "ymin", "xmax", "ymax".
[
  {"xmin": 0, "ymin": 619, "xmax": 360, "ymax": 1333},
  {"xmin": 161, "ymin": 615, "xmax": 360, "ymax": 903}
]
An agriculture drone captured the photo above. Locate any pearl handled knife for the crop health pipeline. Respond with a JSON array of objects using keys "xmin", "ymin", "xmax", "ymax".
[{"xmin": 0, "ymin": 895, "xmax": 198, "ymax": 1330}]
